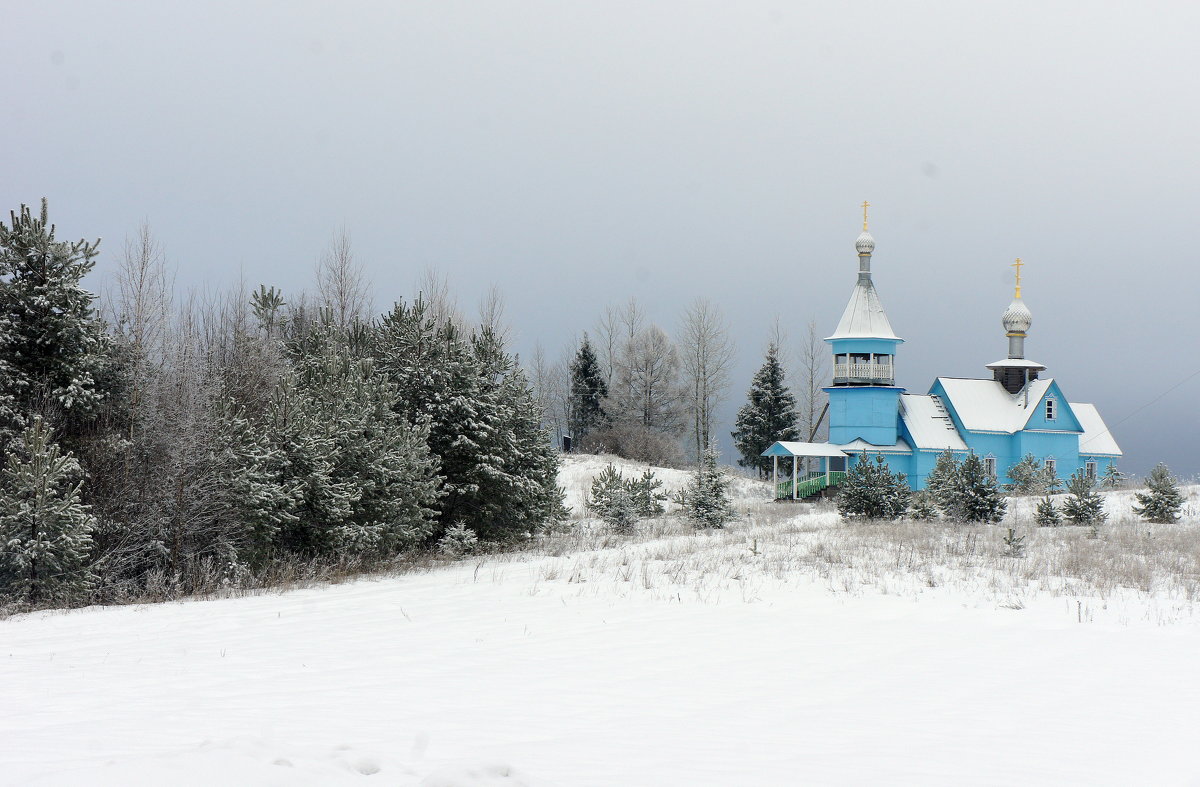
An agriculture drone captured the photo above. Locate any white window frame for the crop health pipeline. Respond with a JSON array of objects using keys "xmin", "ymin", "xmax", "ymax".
[
  {"xmin": 984, "ymin": 456, "xmax": 997, "ymax": 478},
  {"xmin": 1045, "ymin": 398, "xmax": 1056, "ymax": 421},
  {"xmin": 1045, "ymin": 458, "xmax": 1057, "ymax": 476},
  {"xmin": 1085, "ymin": 460, "xmax": 1097, "ymax": 479}
]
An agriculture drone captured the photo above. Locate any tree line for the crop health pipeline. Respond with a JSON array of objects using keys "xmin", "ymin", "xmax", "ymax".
[{"xmin": 0, "ymin": 202, "xmax": 563, "ymax": 607}]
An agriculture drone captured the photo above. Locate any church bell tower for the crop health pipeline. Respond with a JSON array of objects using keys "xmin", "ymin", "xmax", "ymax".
[
  {"xmin": 985, "ymin": 258, "xmax": 1046, "ymax": 394},
  {"xmin": 824, "ymin": 203, "xmax": 905, "ymax": 445}
]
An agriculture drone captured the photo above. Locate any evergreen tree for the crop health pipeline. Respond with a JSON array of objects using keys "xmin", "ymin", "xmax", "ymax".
[
  {"xmin": 1001, "ymin": 528, "xmax": 1026, "ymax": 558},
  {"xmin": 951, "ymin": 453, "xmax": 1008, "ymax": 523},
  {"xmin": 1035, "ymin": 495, "xmax": 1062, "ymax": 527},
  {"xmin": 1133, "ymin": 463, "xmax": 1185, "ymax": 524},
  {"xmin": 628, "ymin": 469, "xmax": 667, "ymax": 517},
  {"xmin": 0, "ymin": 417, "xmax": 96, "ymax": 602},
  {"xmin": 925, "ymin": 450, "xmax": 960, "ymax": 514},
  {"xmin": 686, "ymin": 444, "xmax": 735, "ymax": 528},
  {"xmin": 732, "ymin": 342, "xmax": 798, "ymax": 478},
  {"xmin": 909, "ymin": 490, "xmax": 939, "ymax": 521},
  {"xmin": 1006, "ymin": 454, "xmax": 1046, "ymax": 495},
  {"xmin": 588, "ymin": 464, "xmax": 628, "ymax": 518},
  {"xmin": 1062, "ymin": 470, "xmax": 1106, "ymax": 527},
  {"xmin": 1102, "ymin": 463, "xmax": 1126, "ymax": 490},
  {"xmin": 568, "ymin": 335, "xmax": 608, "ymax": 448},
  {"xmin": 837, "ymin": 453, "xmax": 911, "ymax": 520},
  {"xmin": 0, "ymin": 201, "xmax": 113, "ymax": 444}
]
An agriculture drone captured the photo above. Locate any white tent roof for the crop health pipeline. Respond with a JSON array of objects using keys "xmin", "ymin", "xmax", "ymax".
[
  {"xmin": 826, "ymin": 281, "xmax": 901, "ymax": 340},
  {"xmin": 1074, "ymin": 402, "xmax": 1122, "ymax": 456},
  {"xmin": 765, "ymin": 441, "xmax": 849, "ymax": 458},
  {"xmin": 935, "ymin": 377, "xmax": 1055, "ymax": 433},
  {"xmin": 899, "ymin": 394, "xmax": 968, "ymax": 451}
]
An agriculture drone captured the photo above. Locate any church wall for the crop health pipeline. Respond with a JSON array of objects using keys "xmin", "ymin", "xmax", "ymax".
[
  {"xmin": 1013, "ymin": 430, "xmax": 1080, "ymax": 485},
  {"xmin": 827, "ymin": 386, "xmax": 903, "ymax": 445},
  {"xmin": 1024, "ymin": 381, "xmax": 1083, "ymax": 433}
]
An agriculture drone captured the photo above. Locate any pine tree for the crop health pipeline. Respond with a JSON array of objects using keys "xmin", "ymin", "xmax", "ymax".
[
  {"xmin": 732, "ymin": 342, "xmax": 798, "ymax": 478},
  {"xmin": 925, "ymin": 450, "xmax": 960, "ymax": 515},
  {"xmin": 628, "ymin": 469, "xmax": 667, "ymax": 517},
  {"xmin": 588, "ymin": 464, "xmax": 628, "ymax": 518},
  {"xmin": 0, "ymin": 200, "xmax": 113, "ymax": 444},
  {"xmin": 0, "ymin": 417, "xmax": 96, "ymax": 602},
  {"xmin": 909, "ymin": 490, "xmax": 939, "ymax": 521},
  {"xmin": 951, "ymin": 453, "xmax": 1008, "ymax": 523},
  {"xmin": 1001, "ymin": 528, "xmax": 1026, "ymax": 558},
  {"xmin": 1006, "ymin": 454, "xmax": 1046, "ymax": 495},
  {"xmin": 1062, "ymin": 470, "xmax": 1106, "ymax": 527},
  {"xmin": 568, "ymin": 335, "xmax": 608, "ymax": 448},
  {"xmin": 837, "ymin": 453, "xmax": 911, "ymax": 520},
  {"xmin": 1102, "ymin": 463, "xmax": 1126, "ymax": 490},
  {"xmin": 1133, "ymin": 463, "xmax": 1184, "ymax": 524},
  {"xmin": 1035, "ymin": 496, "xmax": 1062, "ymax": 527},
  {"xmin": 686, "ymin": 444, "xmax": 735, "ymax": 528}
]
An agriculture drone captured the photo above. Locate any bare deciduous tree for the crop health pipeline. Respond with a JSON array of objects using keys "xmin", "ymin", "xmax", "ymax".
[
  {"xmin": 477, "ymin": 283, "xmax": 512, "ymax": 343},
  {"xmin": 679, "ymin": 298, "xmax": 734, "ymax": 464},
  {"xmin": 798, "ymin": 319, "xmax": 829, "ymax": 442},
  {"xmin": 415, "ymin": 266, "xmax": 465, "ymax": 331},
  {"xmin": 315, "ymin": 227, "xmax": 370, "ymax": 327}
]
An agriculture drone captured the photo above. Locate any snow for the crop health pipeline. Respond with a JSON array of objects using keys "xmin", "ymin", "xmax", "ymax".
[
  {"xmin": 4, "ymin": 469, "xmax": 1200, "ymax": 785},
  {"xmin": 826, "ymin": 280, "xmax": 901, "ymax": 340},
  {"xmin": 1074, "ymin": 402, "xmax": 1123, "ymax": 456},
  {"xmin": 899, "ymin": 394, "xmax": 968, "ymax": 451},
  {"xmin": 935, "ymin": 377, "xmax": 1054, "ymax": 433},
  {"xmin": 556, "ymin": 454, "xmax": 765, "ymax": 516}
]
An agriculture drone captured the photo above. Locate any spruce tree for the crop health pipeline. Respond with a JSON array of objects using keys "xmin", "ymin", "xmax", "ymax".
[
  {"xmin": 909, "ymin": 490, "xmax": 939, "ymax": 521},
  {"xmin": 1133, "ymin": 463, "xmax": 1184, "ymax": 524},
  {"xmin": 686, "ymin": 444, "xmax": 735, "ymax": 528},
  {"xmin": 1062, "ymin": 470, "xmax": 1106, "ymax": 527},
  {"xmin": 0, "ymin": 200, "xmax": 112, "ymax": 444},
  {"xmin": 732, "ymin": 342, "xmax": 798, "ymax": 478},
  {"xmin": 0, "ymin": 417, "xmax": 96, "ymax": 602},
  {"xmin": 568, "ymin": 335, "xmax": 608, "ymax": 448},
  {"xmin": 837, "ymin": 453, "xmax": 911, "ymax": 520}
]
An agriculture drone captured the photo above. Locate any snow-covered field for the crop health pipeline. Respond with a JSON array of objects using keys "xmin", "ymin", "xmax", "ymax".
[{"xmin": 5, "ymin": 458, "xmax": 1200, "ymax": 786}]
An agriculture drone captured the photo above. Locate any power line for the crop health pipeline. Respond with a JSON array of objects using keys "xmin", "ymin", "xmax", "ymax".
[{"xmin": 1080, "ymin": 366, "xmax": 1200, "ymax": 450}]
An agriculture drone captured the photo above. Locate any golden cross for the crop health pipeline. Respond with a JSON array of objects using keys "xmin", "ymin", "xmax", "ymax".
[
  {"xmin": 1012, "ymin": 257, "xmax": 1024, "ymax": 298},
  {"xmin": 861, "ymin": 201, "xmax": 870, "ymax": 231}
]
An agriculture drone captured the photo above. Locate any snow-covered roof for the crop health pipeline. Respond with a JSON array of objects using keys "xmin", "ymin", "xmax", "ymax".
[
  {"xmin": 899, "ymin": 394, "xmax": 968, "ymax": 451},
  {"xmin": 761, "ymin": 441, "xmax": 849, "ymax": 458},
  {"xmin": 935, "ymin": 377, "xmax": 1055, "ymax": 433},
  {"xmin": 983, "ymin": 358, "xmax": 1046, "ymax": 370},
  {"xmin": 838, "ymin": 438, "xmax": 913, "ymax": 454},
  {"xmin": 1074, "ymin": 403, "xmax": 1122, "ymax": 456},
  {"xmin": 826, "ymin": 281, "xmax": 901, "ymax": 340}
]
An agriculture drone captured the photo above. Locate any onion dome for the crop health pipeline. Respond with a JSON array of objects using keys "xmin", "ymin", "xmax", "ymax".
[
  {"xmin": 1002, "ymin": 296, "xmax": 1032, "ymax": 334},
  {"xmin": 855, "ymin": 231, "xmax": 875, "ymax": 254}
]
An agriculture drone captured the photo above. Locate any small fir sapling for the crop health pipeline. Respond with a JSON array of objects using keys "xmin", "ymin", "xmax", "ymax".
[
  {"xmin": 837, "ymin": 453, "xmax": 911, "ymax": 520},
  {"xmin": 1062, "ymin": 469, "xmax": 1106, "ymax": 527},
  {"xmin": 437, "ymin": 522, "xmax": 479, "ymax": 557},
  {"xmin": 1001, "ymin": 528, "xmax": 1027, "ymax": 558},
  {"xmin": 1035, "ymin": 496, "xmax": 1062, "ymax": 527},
  {"xmin": 1133, "ymin": 463, "xmax": 1185, "ymax": 524},
  {"xmin": 686, "ymin": 444, "xmax": 735, "ymax": 529}
]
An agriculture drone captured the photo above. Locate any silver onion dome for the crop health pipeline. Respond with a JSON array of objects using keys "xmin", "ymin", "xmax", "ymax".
[
  {"xmin": 855, "ymin": 231, "xmax": 875, "ymax": 254},
  {"xmin": 1002, "ymin": 297, "xmax": 1032, "ymax": 334}
]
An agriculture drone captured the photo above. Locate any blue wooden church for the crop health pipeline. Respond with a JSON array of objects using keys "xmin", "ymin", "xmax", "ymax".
[{"xmin": 763, "ymin": 206, "xmax": 1121, "ymax": 497}]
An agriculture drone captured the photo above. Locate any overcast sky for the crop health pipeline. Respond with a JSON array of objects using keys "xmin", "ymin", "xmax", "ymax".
[{"xmin": 5, "ymin": 1, "xmax": 1198, "ymax": 476}]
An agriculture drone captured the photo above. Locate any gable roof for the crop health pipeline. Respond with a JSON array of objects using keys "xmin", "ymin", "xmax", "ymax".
[
  {"xmin": 826, "ymin": 281, "xmax": 901, "ymax": 340},
  {"xmin": 899, "ymin": 394, "xmax": 968, "ymax": 450},
  {"xmin": 1073, "ymin": 402, "xmax": 1122, "ymax": 456},
  {"xmin": 935, "ymin": 377, "xmax": 1061, "ymax": 433}
]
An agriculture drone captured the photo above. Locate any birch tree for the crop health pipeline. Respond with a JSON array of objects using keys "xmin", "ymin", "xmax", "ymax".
[{"xmin": 678, "ymin": 298, "xmax": 733, "ymax": 465}]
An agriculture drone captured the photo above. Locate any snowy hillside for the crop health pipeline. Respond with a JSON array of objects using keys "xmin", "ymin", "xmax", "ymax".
[
  {"xmin": 4, "ymin": 463, "xmax": 1200, "ymax": 785},
  {"xmin": 557, "ymin": 454, "xmax": 768, "ymax": 515}
]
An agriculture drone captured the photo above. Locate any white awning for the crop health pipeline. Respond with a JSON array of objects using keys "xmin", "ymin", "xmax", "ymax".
[{"xmin": 761, "ymin": 441, "xmax": 849, "ymax": 458}]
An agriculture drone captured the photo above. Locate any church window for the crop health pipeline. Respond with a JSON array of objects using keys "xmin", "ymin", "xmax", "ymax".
[
  {"xmin": 984, "ymin": 456, "xmax": 997, "ymax": 478},
  {"xmin": 1085, "ymin": 461, "xmax": 1097, "ymax": 479},
  {"xmin": 1045, "ymin": 458, "xmax": 1056, "ymax": 476},
  {"xmin": 1045, "ymin": 398, "xmax": 1056, "ymax": 421}
]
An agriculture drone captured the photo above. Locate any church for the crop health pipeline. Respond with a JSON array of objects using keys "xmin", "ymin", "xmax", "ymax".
[{"xmin": 763, "ymin": 206, "xmax": 1122, "ymax": 497}]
